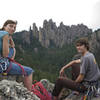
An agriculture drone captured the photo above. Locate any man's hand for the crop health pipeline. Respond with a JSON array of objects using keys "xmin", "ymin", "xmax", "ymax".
[
  {"xmin": 59, "ymin": 67, "xmax": 65, "ymax": 77},
  {"xmin": 59, "ymin": 59, "xmax": 81, "ymax": 77}
]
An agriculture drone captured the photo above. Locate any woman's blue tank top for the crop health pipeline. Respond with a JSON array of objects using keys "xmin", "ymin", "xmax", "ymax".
[{"xmin": 0, "ymin": 31, "xmax": 9, "ymax": 56}]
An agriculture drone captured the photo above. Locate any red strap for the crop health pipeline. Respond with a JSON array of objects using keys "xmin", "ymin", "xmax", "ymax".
[
  {"xmin": 7, "ymin": 57, "xmax": 26, "ymax": 76},
  {"xmin": 32, "ymin": 85, "xmax": 45, "ymax": 100},
  {"xmin": 6, "ymin": 61, "xmax": 12, "ymax": 73},
  {"xmin": 32, "ymin": 81, "xmax": 52, "ymax": 100}
]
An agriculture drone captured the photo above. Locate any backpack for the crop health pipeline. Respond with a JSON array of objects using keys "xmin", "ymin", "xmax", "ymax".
[
  {"xmin": 32, "ymin": 80, "xmax": 52, "ymax": 100},
  {"xmin": 0, "ymin": 57, "xmax": 8, "ymax": 73}
]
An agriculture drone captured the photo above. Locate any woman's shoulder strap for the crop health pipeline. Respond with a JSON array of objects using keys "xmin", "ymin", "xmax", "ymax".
[{"xmin": 0, "ymin": 31, "xmax": 9, "ymax": 38}]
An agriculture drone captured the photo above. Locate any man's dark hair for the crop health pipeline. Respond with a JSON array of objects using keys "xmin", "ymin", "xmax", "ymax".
[{"xmin": 75, "ymin": 38, "xmax": 90, "ymax": 50}]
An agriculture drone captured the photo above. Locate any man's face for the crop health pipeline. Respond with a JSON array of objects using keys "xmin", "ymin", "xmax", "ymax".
[{"xmin": 76, "ymin": 44, "xmax": 87, "ymax": 53}]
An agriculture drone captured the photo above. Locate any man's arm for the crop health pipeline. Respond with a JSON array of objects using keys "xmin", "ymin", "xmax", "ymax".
[
  {"xmin": 60, "ymin": 59, "xmax": 81, "ymax": 76},
  {"xmin": 75, "ymin": 74, "xmax": 84, "ymax": 83}
]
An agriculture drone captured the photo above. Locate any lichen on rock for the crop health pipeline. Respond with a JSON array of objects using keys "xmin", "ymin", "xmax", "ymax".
[{"xmin": 0, "ymin": 80, "xmax": 40, "ymax": 100}]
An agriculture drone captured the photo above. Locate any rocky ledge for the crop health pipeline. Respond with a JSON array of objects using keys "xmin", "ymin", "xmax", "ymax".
[
  {"xmin": 0, "ymin": 80, "xmax": 40, "ymax": 100},
  {"xmin": 0, "ymin": 78, "xmax": 54, "ymax": 100},
  {"xmin": 0, "ymin": 78, "xmax": 100, "ymax": 100}
]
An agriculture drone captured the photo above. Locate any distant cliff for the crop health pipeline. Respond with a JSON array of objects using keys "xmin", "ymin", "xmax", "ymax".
[
  {"xmin": 14, "ymin": 19, "xmax": 92, "ymax": 48},
  {"xmin": 31, "ymin": 19, "xmax": 92, "ymax": 48},
  {"xmin": 90, "ymin": 29, "xmax": 100, "ymax": 52}
]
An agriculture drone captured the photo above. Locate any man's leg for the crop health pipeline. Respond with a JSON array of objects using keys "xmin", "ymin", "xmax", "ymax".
[{"xmin": 52, "ymin": 77, "xmax": 85, "ymax": 100}]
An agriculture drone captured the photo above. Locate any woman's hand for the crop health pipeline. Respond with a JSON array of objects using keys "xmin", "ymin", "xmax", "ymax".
[
  {"xmin": 9, "ymin": 36, "xmax": 15, "ymax": 48},
  {"xmin": 9, "ymin": 36, "xmax": 16, "ymax": 59},
  {"xmin": 11, "ymin": 48, "xmax": 16, "ymax": 59}
]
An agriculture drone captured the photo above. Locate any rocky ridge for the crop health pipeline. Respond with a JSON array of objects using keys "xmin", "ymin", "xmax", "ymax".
[
  {"xmin": 31, "ymin": 19, "xmax": 92, "ymax": 48},
  {"xmin": 90, "ymin": 30, "xmax": 100, "ymax": 52},
  {"xmin": 14, "ymin": 19, "xmax": 92, "ymax": 48}
]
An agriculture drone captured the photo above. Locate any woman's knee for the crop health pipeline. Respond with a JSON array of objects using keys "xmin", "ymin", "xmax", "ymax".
[{"xmin": 24, "ymin": 66, "xmax": 34, "ymax": 76}]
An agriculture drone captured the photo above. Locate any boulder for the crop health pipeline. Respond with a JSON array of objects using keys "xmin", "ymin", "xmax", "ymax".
[
  {"xmin": 0, "ymin": 78, "xmax": 54, "ymax": 100},
  {"xmin": 0, "ymin": 80, "xmax": 40, "ymax": 100},
  {"xmin": 40, "ymin": 79, "xmax": 54, "ymax": 93}
]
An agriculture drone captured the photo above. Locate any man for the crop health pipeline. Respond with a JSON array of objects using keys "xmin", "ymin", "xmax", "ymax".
[{"xmin": 52, "ymin": 38, "xmax": 100, "ymax": 100}]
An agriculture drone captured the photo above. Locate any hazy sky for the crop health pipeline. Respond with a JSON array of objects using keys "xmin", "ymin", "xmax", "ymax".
[{"xmin": 0, "ymin": 0, "xmax": 99, "ymax": 32}]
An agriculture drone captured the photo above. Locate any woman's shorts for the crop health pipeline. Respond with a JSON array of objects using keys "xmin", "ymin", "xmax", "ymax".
[
  {"xmin": 7, "ymin": 47, "xmax": 34, "ymax": 76},
  {"xmin": 7, "ymin": 62, "xmax": 34, "ymax": 76}
]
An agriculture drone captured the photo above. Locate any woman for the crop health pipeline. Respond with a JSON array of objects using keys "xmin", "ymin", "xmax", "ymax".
[
  {"xmin": 52, "ymin": 38, "xmax": 100, "ymax": 100},
  {"xmin": 0, "ymin": 20, "xmax": 34, "ymax": 91}
]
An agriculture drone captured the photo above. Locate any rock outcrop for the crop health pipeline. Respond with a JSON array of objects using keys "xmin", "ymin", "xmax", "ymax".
[
  {"xmin": 14, "ymin": 19, "xmax": 100, "ymax": 51},
  {"xmin": 14, "ymin": 19, "xmax": 92, "ymax": 48},
  {"xmin": 0, "ymin": 80, "xmax": 40, "ymax": 100},
  {"xmin": 0, "ymin": 78, "xmax": 54, "ymax": 100},
  {"xmin": 90, "ymin": 30, "xmax": 100, "ymax": 52},
  {"xmin": 31, "ymin": 19, "xmax": 92, "ymax": 48}
]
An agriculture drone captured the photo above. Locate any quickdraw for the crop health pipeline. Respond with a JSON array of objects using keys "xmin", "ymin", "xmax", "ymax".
[{"xmin": 81, "ymin": 81, "xmax": 98, "ymax": 100}]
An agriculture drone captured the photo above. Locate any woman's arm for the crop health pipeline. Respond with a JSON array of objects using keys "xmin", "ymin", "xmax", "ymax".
[
  {"xmin": 60, "ymin": 59, "xmax": 81, "ymax": 76},
  {"xmin": 9, "ymin": 36, "xmax": 16, "ymax": 59},
  {"xmin": 2, "ymin": 35, "xmax": 9, "ymax": 57},
  {"xmin": 11, "ymin": 48, "xmax": 16, "ymax": 59}
]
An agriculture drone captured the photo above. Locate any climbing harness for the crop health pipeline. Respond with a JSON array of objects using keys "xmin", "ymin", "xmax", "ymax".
[
  {"xmin": 0, "ymin": 57, "xmax": 26, "ymax": 76},
  {"xmin": 81, "ymin": 81, "xmax": 99, "ymax": 100}
]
